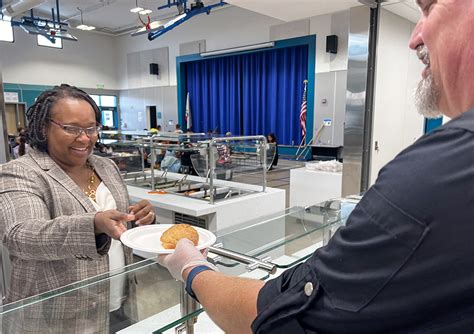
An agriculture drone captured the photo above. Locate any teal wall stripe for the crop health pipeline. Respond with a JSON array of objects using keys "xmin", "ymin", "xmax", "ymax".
[
  {"xmin": 3, "ymin": 83, "xmax": 53, "ymax": 109},
  {"xmin": 4, "ymin": 84, "xmax": 119, "ymax": 128},
  {"xmin": 279, "ymin": 146, "xmax": 311, "ymax": 159}
]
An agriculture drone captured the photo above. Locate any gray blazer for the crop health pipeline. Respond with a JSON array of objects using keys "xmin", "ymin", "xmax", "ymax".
[{"xmin": 0, "ymin": 149, "xmax": 136, "ymax": 332}]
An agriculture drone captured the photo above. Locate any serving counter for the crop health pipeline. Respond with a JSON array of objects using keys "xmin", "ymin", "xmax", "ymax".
[
  {"xmin": 290, "ymin": 167, "xmax": 342, "ymax": 207},
  {"xmin": 0, "ymin": 198, "xmax": 358, "ymax": 333},
  {"xmin": 102, "ymin": 134, "xmax": 286, "ymax": 236},
  {"xmin": 127, "ymin": 171, "xmax": 285, "ymax": 235}
]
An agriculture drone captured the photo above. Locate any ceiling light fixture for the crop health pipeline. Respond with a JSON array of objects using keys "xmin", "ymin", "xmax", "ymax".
[
  {"xmin": 1, "ymin": 15, "xmax": 12, "ymax": 22},
  {"xmin": 139, "ymin": 9, "xmax": 152, "ymax": 15},
  {"xmin": 131, "ymin": 0, "xmax": 146, "ymax": 13},
  {"xmin": 76, "ymin": 24, "xmax": 95, "ymax": 31},
  {"xmin": 76, "ymin": 7, "xmax": 95, "ymax": 31},
  {"xmin": 14, "ymin": 3, "xmax": 78, "ymax": 43}
]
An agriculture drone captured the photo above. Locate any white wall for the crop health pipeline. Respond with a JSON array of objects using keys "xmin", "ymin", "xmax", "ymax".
[
  {"xmin": 310, "ymin": 10, "xmax": 349, "ymax": 73},
  {"xmin": 0, "ymin": 5, "xmax": 352, "ymax": 90},
  {"xmin": 0, "ymin": 28, "xmax": 119, "ymax": 89},
  {"xmin": 115, "ymin": 6, "xmax": 283, "ymax": 88},
  {"xmin": 370, "ymin": 9, "xmax": 425, "ymax": 185},
  {"xmin": 120, "ymin": 86, "xmax": 177, "ymax": 131},
  {"xmin": 116, "ymin": 6, "xmax": 350, "ymax": 89},
  {"xmin": 115, "ymin": 6, "xmax": 351, "ymax": 131},
  {"xmin": 310, "ymin": 11, "xmax": 349, "ymax": 147}
]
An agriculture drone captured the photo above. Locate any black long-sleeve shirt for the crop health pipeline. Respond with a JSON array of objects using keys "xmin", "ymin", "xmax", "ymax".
[{"xmin": 253, "ymin": 109, "xmax": 474, "ymax": 333}]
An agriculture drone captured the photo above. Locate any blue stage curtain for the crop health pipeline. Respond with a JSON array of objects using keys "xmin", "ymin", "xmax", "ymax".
[
  {"xmin": 185, "ymin": 44, "xmax": 308, "ymax": 144},
  {"xmin": 186, "ymin": 57, "xmax": 241, "ymax": 135}
]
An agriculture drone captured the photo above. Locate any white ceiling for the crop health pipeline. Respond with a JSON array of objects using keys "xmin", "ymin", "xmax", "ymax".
[
  {"xmin": 382, "ymin": 0, "xmax": 420, "ymax": 23},
  {"xmin": 33, "ymin": 0, "xmax": 210, "ymax": 35},
  {"xmin": 224, "ymin": 0, "xmax": 420, "ymax": 23},
  {"xmin": 225, "ymin": 0, "xmax": 361, "ymax": 22},
  {"xmin": 18, "ymin": 0, "xmax": 421, "ymax": 36}
]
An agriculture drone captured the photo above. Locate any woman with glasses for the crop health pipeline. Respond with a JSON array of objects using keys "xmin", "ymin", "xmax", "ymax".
[{"xmin": 0, "ymin": 84, "xmax": 155, "ymax": 332}]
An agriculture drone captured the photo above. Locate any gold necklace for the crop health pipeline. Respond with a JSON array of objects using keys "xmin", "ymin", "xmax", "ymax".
[{"xmin": 83, "ymin": 163, "xmax": 97, "ymax": 201}]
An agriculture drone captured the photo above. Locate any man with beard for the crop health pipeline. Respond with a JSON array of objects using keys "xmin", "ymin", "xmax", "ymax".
[{"xmin": 158, "ymin": 1, "xmax": 474, "ymax": 332}]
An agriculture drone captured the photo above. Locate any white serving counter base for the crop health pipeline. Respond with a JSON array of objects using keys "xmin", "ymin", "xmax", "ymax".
[{"xmin": 290, "ymin": 167, "xmax": 342, "ymax": 207}]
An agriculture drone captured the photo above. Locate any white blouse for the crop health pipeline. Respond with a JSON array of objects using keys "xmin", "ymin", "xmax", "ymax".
[{"xmin": 88, "ymin": 182, "xmax": 126, "ymax": 312}]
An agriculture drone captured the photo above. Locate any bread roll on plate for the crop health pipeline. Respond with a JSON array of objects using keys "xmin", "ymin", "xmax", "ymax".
[{"xmin": 160, "ymin": 224, "xmax": 199, "ymax": 249}]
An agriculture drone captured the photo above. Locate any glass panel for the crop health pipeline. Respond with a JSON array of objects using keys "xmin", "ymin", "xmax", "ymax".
[
  {"xmin": 115, "ymin": 134, "xmax": 270, "ymax": 203},
  {"xmin": 105, "ymin": 140, "xmax": 144, "ymax": 174},
  {"xmin": 0, "ymin": 19, "xmax": 14, "ymax": 43},
  {"xmin": 0, "ymin": 199, "xmax": 356, "ymax": 333},
  {"xmin": 0, "ymin": 260, "xmax": 268, "ymax": 333},
  {"xmin": 37, "ymin": 35, "xmax": 63, "ymax": 49},
  {"xmin": 0, "ymin": 259, "xmax": 182, "ymax": 333},
  {"xmin": 152, "ymin": 309, "xmax": 205, "ymax": 334},
  {"xmin": 211, "ymin": 204, "xmax": 344, "ymax": 269},
  {"xmin": 101, "ymin": 95, "xmax": 117, "ymax": 107},
  {"xmin": 0, "ymin": 258, "xmax": 156, "ymax": 314}
]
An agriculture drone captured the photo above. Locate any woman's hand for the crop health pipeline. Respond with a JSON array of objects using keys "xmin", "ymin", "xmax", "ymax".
[
  {"xmin": 94, "ymin": 210, "xmax": 135, "ymax": 240},
  {"xmin": 129, "ymin": 200, "xmax": 155, "ymax": 226}
]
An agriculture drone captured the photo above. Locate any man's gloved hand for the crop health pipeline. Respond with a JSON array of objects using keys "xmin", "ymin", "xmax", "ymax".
[{"xmin": 157, "ymin": 238, "xmax": 218, "ymax": 282}]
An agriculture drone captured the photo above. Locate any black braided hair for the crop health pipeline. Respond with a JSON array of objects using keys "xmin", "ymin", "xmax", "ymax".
[
  {"xmin": 26, "ymin": 84, "xmax": 101, "ymax": 152},
  {"xmin": 18, "ymin": 131, "xmax": 27, "ymax": 156}
]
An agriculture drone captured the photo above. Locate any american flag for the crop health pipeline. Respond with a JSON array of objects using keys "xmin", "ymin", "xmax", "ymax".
[
  {"xmin": 185, "ymin": 92, "xmax": 192, "ymax": 130},
  {"xmin": 300, "ymin": 80, "xmax": 308, "ymax": 140}
]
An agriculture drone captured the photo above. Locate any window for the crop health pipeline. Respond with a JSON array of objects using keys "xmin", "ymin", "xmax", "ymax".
[
  {"xmin": 0, "ymin": 19, "xmax": 14, "ymax": 43},
  {"xmin": 102, "ymin": 109, "xmax": 115, "ymax": 127},
  {"xmin": 91, "ymin": 95, "xmax": 118, "ymax": 128},
  {"xmin": 91, "ymin": 95, "xmax": 101, "ymax": 106},
  {"xmin": 100, "ymin": 95, "xmax": 117, "ymax": 107},
  {"xmin": 37, "ymin": 35, "xmax": 62, "ymax": 49}
]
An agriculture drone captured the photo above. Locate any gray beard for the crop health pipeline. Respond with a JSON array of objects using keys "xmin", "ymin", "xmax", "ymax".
[{"xmin": 414, "ymin": 72, "xmax": 442, "ymax": 119}]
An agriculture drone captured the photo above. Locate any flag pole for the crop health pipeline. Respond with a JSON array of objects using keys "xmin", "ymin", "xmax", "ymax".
[
  {"xmin": 296, "ymin": 79, "xmax": 308, "ymax": 159},
  {"xmin": 295, "ymin": 136, "xmax": 306, "ymax": 159},
  {"xmin": 185, "ymin": 92, "xmax": 192, "ymax": 132},
  {"xmin": 296, "ymin": 122, "xmax": 326, "ymax": 160}
]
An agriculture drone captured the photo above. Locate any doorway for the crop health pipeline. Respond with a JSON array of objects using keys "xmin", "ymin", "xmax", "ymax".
[
  {"xmin": 5, "ymin": 103, "xmax": 26, "ymax": 135},
  {"xmin": 147, "ymin": 106, "xmax": 157, "ymax": 129}
]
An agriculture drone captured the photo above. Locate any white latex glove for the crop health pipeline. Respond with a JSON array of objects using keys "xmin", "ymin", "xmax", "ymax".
[{"xmin": 157, "ymin": 238, "xmax": 218, "ymax": 282}]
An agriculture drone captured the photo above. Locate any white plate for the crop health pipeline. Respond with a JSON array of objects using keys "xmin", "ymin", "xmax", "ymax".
[{"xmin": 120, "ymin": 224, "xmax": 217, "ymax": 255}]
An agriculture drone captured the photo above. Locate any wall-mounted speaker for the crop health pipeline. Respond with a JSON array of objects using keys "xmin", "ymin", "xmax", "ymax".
[
  {"xmin": 149, "ymin": 63, "xmax": 159, "ymax": 75},
  {"xmin": 326, "ymin": 35, "xmax": 338, "ymax": 54}
]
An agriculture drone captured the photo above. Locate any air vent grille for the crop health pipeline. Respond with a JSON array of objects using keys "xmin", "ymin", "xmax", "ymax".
[{"xmin": 174, "ymin": 213, "xmax": 207, "ymax": 229}]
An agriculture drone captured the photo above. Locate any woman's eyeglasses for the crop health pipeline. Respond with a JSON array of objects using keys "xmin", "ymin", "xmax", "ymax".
[{"xmin": 50, "ymin": 119, "xmax": 102, "ymax": 137}]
